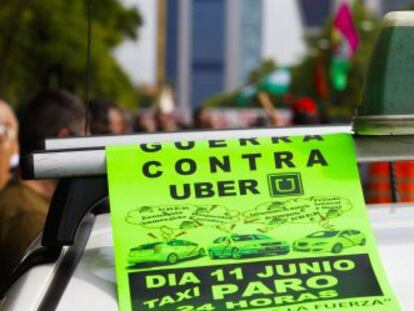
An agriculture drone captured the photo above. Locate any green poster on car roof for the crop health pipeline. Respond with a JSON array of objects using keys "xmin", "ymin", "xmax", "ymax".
[{"xmin": 106, "ymin": 133, "xmax": 400, "ymax": 311}]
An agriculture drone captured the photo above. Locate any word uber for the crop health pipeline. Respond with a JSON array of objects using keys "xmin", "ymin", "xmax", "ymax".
[{"xmin": 139, "ymin": 136, "xmax": 328, "ymax": 200}]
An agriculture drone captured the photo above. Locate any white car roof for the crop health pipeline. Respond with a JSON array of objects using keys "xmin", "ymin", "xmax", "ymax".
[{"xmin": 3, "ymin": 204, "xmax": 414, "ymax": 310}]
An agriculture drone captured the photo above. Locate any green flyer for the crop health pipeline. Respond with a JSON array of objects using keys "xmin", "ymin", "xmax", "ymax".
[{"xmin": 106, "ymin": 133, "xmax": 400, "ymax": 311}]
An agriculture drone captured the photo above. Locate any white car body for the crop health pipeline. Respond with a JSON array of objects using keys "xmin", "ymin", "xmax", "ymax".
[
  {"xmin": 1, "ymin": 204, "xmax": 414, "ymax": 310},
  {"xmin": 127, "ymin": 240, "xmax": 204, "ymax": 265},
  {"xmin": 293, "ymin": 229, "xmax": 366, "ymax": 253}
]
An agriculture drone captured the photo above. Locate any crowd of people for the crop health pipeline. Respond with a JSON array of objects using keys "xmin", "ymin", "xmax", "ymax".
[{"xmin": 0, "ymin": 87, "xmax": 406, "ymax": 290}]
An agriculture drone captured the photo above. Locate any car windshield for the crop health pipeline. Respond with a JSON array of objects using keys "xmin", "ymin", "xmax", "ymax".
[
  {"xmin": 255, "ymin": 234, "xmax": 272, "ymax": 240},
  {"xmin": 231, "ymin": 235, "xmax": 255, "ymax": 241},
  {"xmin": 168, "ymin": 240, "xmax": 186, "ymax": 246},
  {"xmin": 132, "ymin": 242, "xmax": 163, "ymax": 250},
  {"xmin": 307, "ymin": 231, "xmax": 340, "ymax": 238}
]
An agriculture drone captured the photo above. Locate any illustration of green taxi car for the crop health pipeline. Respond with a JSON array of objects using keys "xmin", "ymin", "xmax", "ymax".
[
  {"xmin": 128, "ymin": 239, "xmax": 205, "ymax": 266},
  {"xmin": 208, "ymin": 234, "xmax": 290, "ymax": 259},
  {"xmin": 293, "ymin": 230, "xmax": 366, "ymax": 254}
]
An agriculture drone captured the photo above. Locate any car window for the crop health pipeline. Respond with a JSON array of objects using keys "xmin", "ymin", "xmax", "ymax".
[
  {"xmin": 255, "ymin": 234, "xmax": 271, "ymax": 240},
  {"xmin": 213, "ymin": 237, "xmax": 224, "ymax": 244},
  {"xmin": 231, "ymin": 235, "xmax": 255, "ymax": 242},
  {"xmin": 307, "ymin": 231, "xmax": 340, "ymax": 238},
  {"xmin": 133, "ymin": 242, "xmax": 163, "ymax": 250},
  {"xmin": 167, "ymin": 240, "xmax": 184, "ymax": 246},
  {"xmin": 351, "ymin": 230, "xmax": 360, "ymax": 235}
]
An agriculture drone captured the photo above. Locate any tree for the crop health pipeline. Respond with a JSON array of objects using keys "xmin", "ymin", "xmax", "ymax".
[
  {"xmin": 248, "ymin": 59, "xmax": 277, "ymax": 84},
  {"xmin": 0, "ymin": 0, "xmax": 142, "ymax": 107},
  {"xmin": 291, "ymin": 2, "xmax": 381, "ymax": 120}
]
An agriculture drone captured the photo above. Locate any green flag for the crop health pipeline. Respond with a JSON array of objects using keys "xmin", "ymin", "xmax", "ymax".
[
  {"xmin": 258, "ymin": 68, "xmax": 291, "ymax": 96},
  {"xmin": 330, "ymin": 57, "xmax": 351, "ymax": 92},
  {"xmin": 106, "ymin": 133, "xmax": 400, "ymax": 311}
]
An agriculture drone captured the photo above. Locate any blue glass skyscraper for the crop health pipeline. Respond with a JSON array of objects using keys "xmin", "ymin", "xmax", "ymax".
[{"xmin": 165, "ymin": 0, "xmax": 263, "ymax": 110}]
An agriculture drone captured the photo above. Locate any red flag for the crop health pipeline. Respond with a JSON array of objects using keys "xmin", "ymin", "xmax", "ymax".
[{"xmin": 314, "ymin": 58, "xmax": 329, "ymax": 100}]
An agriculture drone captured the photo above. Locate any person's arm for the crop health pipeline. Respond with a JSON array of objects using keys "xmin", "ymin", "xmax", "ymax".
[{"xmin": 257, "ymin": 92, "xmax": 282, "ymax": 127}]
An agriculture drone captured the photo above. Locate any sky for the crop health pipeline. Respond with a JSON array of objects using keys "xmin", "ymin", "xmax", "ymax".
[
  {"xmin": 263, "ymin": 0, "xmax": 306, "ymax": 65},
  {"xmin": 114, "ymin": 0, "xmax": 306, "ymax": 86},
  {"xmin": 113, "ymin": 0, "xmax": 158, "ymax": 85}
]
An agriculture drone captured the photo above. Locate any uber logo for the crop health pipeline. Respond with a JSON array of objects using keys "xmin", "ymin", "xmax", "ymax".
[{"xmin": 268, "ymin": 173, "xmax": 304, "ymax": 197}]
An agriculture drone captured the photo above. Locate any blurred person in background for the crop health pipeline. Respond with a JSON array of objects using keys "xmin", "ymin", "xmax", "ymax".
[
  {"xmin": 291, "ymin": 96, "xmax": 320, "ymax": 125},
  {"xmin": 134, "ymin": 111, "xmax": 157, "ymax": 133},
  {"xmin": 257, "ymin": 92, "xmax": 283, "ymax": 127},
  {"xmin": 155, "ymin": 84, "xmax": 183, "ymax": 131},
  {"xmin": 249, "ymin": 115, "xmax": 269, "ymax": 128},
  {"xmin": 0, "ymin": 100, "xmax": 18, "ymax": 191},
  {"xmin": 193, "ymin": 107, "xmax": 221, "ymax": 129},
  {"xmin": 88, "ymin": 98, "xmax": 126, "ymax": 135},
  {"xmin": 120, "ymin": 107, "xmax": 134, "ymax": 134},
  {"xmin": 258, "ymin": 93, "xmax": 320, "ymax": 126},
  {"xmin": 0, "ymin": 89, "xmax": 85, "ymax": 287},
  {"xmin": 155, "ymin": 109, "xmax": 178, "ymax": 132}
]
